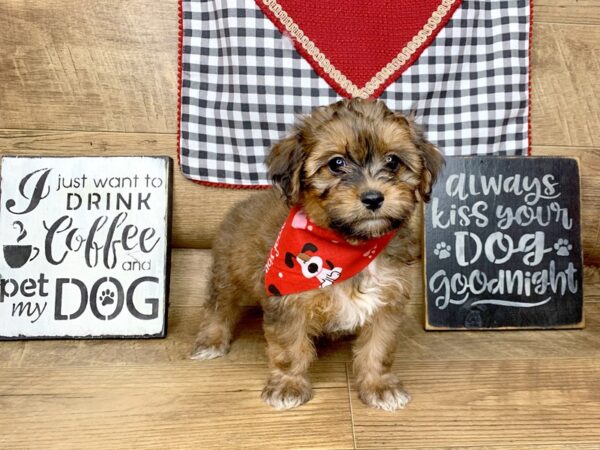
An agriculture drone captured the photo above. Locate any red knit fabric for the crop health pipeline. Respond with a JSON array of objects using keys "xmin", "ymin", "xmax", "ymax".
[
  {"xmin": 264, "ymin": 207, "xmax": 396, "ymax": 297},
  {"xmin": 255, "ymin": 0, "xmax": 462, "ymax": 98}
]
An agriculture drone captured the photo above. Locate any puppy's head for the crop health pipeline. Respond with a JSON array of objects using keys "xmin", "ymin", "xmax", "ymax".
[{"xmin": 267, "ymin": 99, "xmax": 444, "ymax": 240}]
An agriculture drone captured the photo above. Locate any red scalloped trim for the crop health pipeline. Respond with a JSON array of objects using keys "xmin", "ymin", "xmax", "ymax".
[
  {"xmin": 176, "ymin": 0, "xmax": 183, "ymax": 172},
  {"xmin": 187, "ymin": 179, "xmax": 271, "ymax": 189},
  {"xmin": 527, "ymin": 0, "xmax": 534, "ymax": 156},
  {"xmin": 255, "ymin": 0, "xmax": 463, "ymax": 99}
]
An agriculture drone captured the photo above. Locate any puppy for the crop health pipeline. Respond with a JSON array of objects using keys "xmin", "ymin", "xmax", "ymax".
[{"xmin": 191, "ymin": 99, "xmax": 444, "ymax": 411}]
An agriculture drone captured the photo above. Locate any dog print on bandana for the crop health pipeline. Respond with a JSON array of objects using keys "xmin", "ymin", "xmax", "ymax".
[{"xmin": 264, "ymin": 206, "xmax": 397, "ymax": 297}]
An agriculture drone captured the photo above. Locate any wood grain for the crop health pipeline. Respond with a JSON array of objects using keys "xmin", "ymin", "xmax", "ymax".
[
  {"xmin": 535, "ymin": 0, "xmax": 600, "ymax": 25},
  {"xmin": 392, "ymin": 446, "xmax": 600, "ymax": 450},
  {"xmin": 350, "ymin": 358, "xmax": 600, "ymax": 449},
  {"xmin": 0, "ymin": 0, "xmax": 178, "ymax": 133},
  {"xmin": 532, "ymin": 23, "xmax": 600, "ymax": 148},
  {"xmin": 0, "ymin": 362, "xmax": 348, "ymax": 394},
  {"xmin": 0, "ymin": 367, "xmax": 354, "ymax": 450}
]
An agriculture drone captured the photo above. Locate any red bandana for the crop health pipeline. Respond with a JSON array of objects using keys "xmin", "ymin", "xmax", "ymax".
[{"xmin": 264, "ymin": 206, "xmax": 397, "ymax": 297}]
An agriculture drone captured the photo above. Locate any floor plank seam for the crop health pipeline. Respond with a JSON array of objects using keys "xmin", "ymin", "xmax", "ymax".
[
  {"xmin": 0, "ymin": 127, "xmax": 177, "ymax": 135},
  {"xmin": 534, "ymin": 144, "xmax": 600, "ymax": 151},
  {"xmin": 345, "ymin": 363, "xmax": 358, "ymax": 450},
  {"xmin": 536, "ymin": 20, "xmax": 600, "ymax": 26}
]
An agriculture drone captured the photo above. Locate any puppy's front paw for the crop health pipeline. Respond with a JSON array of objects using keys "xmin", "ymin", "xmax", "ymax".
[
  {"xmin": 190, "ymin": 326, "xmax": 230, "ymax": 360},
  {"xmin": 359, "ymin": 376, "xmax": 411, "ymax": 411},
  {"xmin": 261, "ymin": 375, "xmax": 313, "ymax": 410},
  {"xmin": 190, "ymin": 344, "xmax": 228, "ymax": 360}
]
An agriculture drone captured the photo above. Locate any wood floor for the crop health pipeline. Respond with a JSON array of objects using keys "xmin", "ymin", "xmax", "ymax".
[
  {"xmin": 0, "ymin": 250, "xmax": 599, "ymax": 449},
  {"xmin": 1, "ymin": 1, "xmax": 600, "ymax": 449}
]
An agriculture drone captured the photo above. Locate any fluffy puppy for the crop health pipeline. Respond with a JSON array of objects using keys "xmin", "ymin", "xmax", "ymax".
[{"xmin": 191, "ymin": 99, "xmax": 444, "ymax": 411}]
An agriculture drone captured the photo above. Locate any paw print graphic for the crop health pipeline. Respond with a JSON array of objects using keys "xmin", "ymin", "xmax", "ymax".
[
  {"xmin": 99, "ymin": 289, "xmax": 115, "ymax": 306},
  {"xmin": 554, "ymin": 238, "xmax": 573, "ymax": 257},
  {"xmin": 433, "ymin": 242, "xmax": 451, "ymax": 260}
]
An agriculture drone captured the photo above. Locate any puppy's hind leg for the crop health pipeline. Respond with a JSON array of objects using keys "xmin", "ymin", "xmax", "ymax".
[{"xmin": 191, "ymin": 264, "xmax": 242, "ymax": 361}]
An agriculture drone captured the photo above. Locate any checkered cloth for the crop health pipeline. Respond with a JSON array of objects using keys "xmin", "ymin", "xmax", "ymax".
[{"xmin": 179, "ymin": 0, "xmax": 531, "ymax": 187}]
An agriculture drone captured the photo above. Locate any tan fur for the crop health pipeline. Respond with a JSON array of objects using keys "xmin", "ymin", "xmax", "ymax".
[{"xmin": 191, "ymin": 99, "xmax": 444, "ymax": 411}]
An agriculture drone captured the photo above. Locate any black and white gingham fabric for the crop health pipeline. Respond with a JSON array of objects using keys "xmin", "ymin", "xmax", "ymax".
[{"xmin": 180, "ymin": 0, "xmax": 531, "ymax": 186}]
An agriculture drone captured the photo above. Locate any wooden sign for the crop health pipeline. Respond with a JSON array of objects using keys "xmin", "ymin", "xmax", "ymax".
[
  {"xmin": 0, "ymin": 156, "xmax": 172, "ymax": 339},
  {"xmin": 424, "ymin": 157, "xmax": 583, "ymax": 330}
]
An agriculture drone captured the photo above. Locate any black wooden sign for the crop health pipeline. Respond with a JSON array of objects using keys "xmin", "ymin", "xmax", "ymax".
[{"xmin": 424, "ymin": 157, "xmax": 583, "ymax": 330}]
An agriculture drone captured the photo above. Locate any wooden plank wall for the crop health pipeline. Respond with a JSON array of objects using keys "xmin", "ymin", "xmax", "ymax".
[
  {"xmin": 0, "ymin": 0, "xmax": 599, "ymax": 264},
  {"xmin": 1, "ymin": 3, "xmax": 600, "ymax": 448}
]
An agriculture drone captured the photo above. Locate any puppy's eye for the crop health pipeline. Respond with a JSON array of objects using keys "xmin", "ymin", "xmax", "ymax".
[
  {"xmin": 328, "ymin": 156, "xmax": 347, "ymax": 174},
  {"xmin": 384, "ymin": 154, "xmax": 401, "ymax": 171}
]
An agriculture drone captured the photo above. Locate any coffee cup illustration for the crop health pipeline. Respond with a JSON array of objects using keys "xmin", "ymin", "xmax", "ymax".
[
  {"xmin": 3, "ymin": 221, "xmax": 40, "ymax": 269},
  {"xmin": 3, "ymin": 244, "xmax": 39, "ymax": 269}
]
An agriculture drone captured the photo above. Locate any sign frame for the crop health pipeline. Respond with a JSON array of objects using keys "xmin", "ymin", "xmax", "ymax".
[
  {"xmin": 0, "ymin": 155, "xmax": 173, "ymax": 340},
  {"xmin": 423, "ymin": 156, "xmax": 584, "ymax": 331}
]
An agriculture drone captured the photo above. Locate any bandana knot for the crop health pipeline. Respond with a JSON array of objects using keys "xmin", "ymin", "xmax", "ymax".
[{"xmin": 264, "ymin": 206, "xmax": 397, "ymax": 297}]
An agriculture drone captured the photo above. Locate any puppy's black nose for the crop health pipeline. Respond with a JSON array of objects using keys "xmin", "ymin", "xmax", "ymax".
[{"xmin": 361, "ymin": 190, "xmax": 384, "ymax": 211}]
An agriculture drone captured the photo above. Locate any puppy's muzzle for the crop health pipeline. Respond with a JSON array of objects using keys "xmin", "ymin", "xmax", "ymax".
[{"xmin": 360, "ymin": 190, "xmax": 384, "ymax": 211}]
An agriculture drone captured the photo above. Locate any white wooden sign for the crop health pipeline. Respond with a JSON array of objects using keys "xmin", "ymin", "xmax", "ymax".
[{"xmin": 0, "ymin": 156, "xmax": 172, "ymax": 339}]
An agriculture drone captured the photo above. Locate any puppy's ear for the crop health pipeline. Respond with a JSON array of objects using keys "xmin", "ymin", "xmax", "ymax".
[
  {"xmin": 397, "ymin": 114, "xmax": 445, "ymax": 202},
  {"xmin": 416, "ymin": 138, "xmax": 444, "ymax": 203},
  {"xmin": 266, "ymin": 132, "xmax": 305, "ymax": 205}
]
